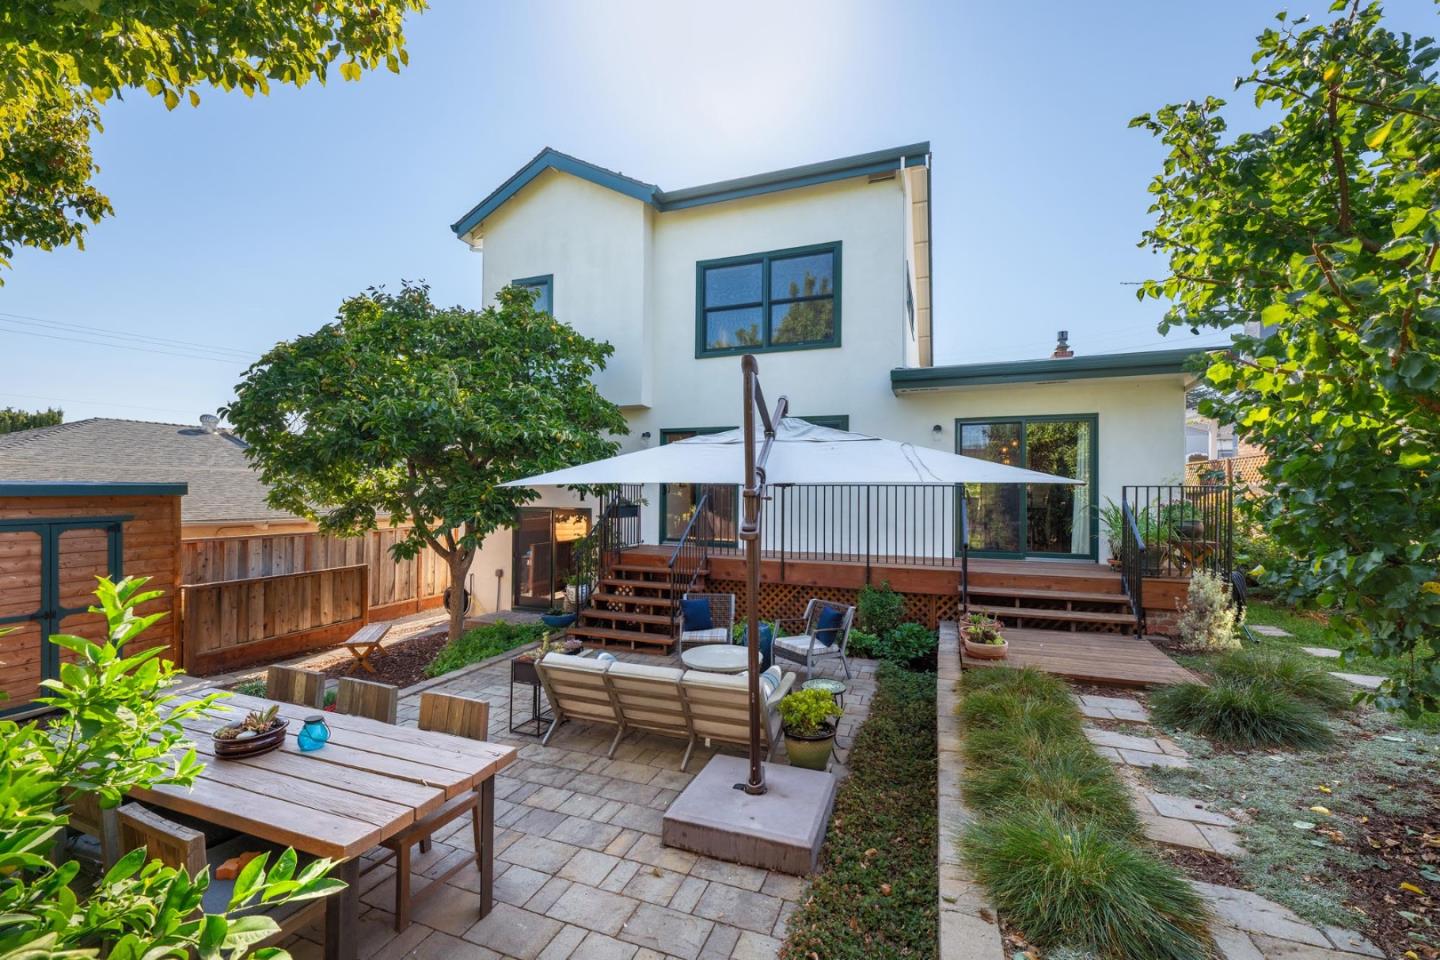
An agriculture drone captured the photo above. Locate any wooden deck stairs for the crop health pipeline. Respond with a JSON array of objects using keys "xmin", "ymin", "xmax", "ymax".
[
  {"xmin": 966, "ymin": 564, "xmax": 1133, "ymax": 636},
  {"xmin": 567, "ymin": 553, "xmax": 693, "ymax": 653}
]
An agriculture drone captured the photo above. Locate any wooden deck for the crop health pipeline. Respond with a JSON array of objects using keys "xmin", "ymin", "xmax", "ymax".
[{"xmin": 961, "ymin": 627, "xmax": 1199, "ymax": 688}]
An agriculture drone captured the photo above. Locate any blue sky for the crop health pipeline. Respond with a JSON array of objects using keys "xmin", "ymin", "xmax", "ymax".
[{"xmin": 2, "ymin": 0, "xmax": 1434, "ymax": 424}]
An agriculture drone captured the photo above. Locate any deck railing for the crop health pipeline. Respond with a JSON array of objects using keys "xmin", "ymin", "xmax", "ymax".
[
  {"xmin": 1119, "ymin": 484, "xmax": 1235, "ymax": 634},
  {"xmin": 667, "ymin": 493, "xmax": 711, "ymax": 635}
]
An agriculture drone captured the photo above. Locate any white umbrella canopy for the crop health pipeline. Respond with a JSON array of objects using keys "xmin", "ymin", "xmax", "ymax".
[{"xmin": 501, "ymin": 417, "xmax": 1083, "ymax": 488}]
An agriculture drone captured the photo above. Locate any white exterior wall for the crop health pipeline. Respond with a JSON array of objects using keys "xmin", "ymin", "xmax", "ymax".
[{"xmin": 477, "ymin": 170, "xmax": 653, "ymax": 407}]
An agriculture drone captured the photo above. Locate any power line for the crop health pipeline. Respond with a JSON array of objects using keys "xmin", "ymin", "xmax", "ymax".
[
  {"xmin": 0, "ymin": 389, "xmax": 214, "ymax": 418},
  {"xmin": 0, "ymin": 319, "xmax": 253, "ymax": 365},
  {"xmin": 0, "ymin": 310, "xmax": 260, "ymax": 360}
]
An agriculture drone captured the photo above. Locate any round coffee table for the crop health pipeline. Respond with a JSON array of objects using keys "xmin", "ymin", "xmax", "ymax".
[{"xmin": 680, "ymin": 644, "xmax": 749, "ymax": 674}]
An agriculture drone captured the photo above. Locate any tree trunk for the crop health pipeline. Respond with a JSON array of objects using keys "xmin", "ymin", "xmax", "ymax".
[{"xmin": 447, "ymin": 551, "xmax": 475, "ymax": 642}]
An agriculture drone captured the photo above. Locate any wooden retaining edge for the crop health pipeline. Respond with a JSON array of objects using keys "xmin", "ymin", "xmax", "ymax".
[
  {"xmin": 397, "ymin": 640, "xmax": 544, "ymax": 698},
  {"xmin": 936, "ymin": 621, "xmax": 1007, "ymax": 959}
]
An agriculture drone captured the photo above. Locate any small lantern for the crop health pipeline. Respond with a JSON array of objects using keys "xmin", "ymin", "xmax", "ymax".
[{"xmin": 297, "ymin": 715, "xmax": 331, "ymax": 752}]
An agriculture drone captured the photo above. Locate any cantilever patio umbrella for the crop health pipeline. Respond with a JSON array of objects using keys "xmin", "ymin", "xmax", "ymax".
[{"xmin": 502, "ymin": 363, "xmax": 1082, "ymax": 795}]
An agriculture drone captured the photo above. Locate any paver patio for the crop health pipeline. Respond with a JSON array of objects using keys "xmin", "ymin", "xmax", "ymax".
[{"xmin": 276, "ymin": 647, "xmax": 875, "ymax": 960}]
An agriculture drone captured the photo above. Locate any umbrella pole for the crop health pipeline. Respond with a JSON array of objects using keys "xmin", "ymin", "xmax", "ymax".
[{"xmin": 739, "ymin": 355, "xmax": 787, "ymax": 796}]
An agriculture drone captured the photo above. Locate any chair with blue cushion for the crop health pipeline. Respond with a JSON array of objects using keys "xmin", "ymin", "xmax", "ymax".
[
  {"xmin": 773, "ymin": 599, "xmax": 855, "ymax": 677},
  {"xmin": 678, "ymin": 592, "xmax": 735, "ymax": 651}
]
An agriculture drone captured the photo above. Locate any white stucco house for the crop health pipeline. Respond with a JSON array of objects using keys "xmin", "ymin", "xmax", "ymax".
[{"xmin": 449, "ymin": 143, "xmax": 1197, "ymax": 614}]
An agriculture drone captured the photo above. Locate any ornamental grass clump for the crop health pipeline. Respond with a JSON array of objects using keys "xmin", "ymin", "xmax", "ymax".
[
  {"xmin": 956, "ymin": 667, "xmax": 1207, "ymax": 959},
  {"xmin": 1213, "ymin": 647, "xmax": 1352, "ymax": 712},
  {"xmin": 962, "ymin": 809, "xmax": 1211, "ymax": 960},
  {"xmin": 1150, "ymin": 680, "xmax": 1334, "ymax": 749}
]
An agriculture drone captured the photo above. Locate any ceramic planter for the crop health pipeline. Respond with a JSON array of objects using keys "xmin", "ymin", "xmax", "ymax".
[
  {"xmin": 784, "ymin": 723, "xmax": 836, "ymax": 771},
  {"xmin": 541, "ymin": 613, "xmax": 577, "ymax": 629},
  {"xmin": 963, "ymin": 635, "xmax": 1009, "ymax": 660},
  {"xmin": 213, "ymin": 720, "xmax": 287, "ymax": 759}
]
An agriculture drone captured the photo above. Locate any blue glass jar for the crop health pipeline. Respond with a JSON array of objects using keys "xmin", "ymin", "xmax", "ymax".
[{"xmin": 297, "ymin": 715, "xmax": 331, "ymax": 751}]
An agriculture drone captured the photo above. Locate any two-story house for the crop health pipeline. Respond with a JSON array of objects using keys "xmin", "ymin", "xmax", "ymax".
[{"xmin": 449, "ymin": 143, "xmax": 1193, "ymax": 616}]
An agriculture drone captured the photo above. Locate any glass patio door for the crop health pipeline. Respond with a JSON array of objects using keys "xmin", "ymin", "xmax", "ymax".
[
  {"xmin": 957, "ymin": 416, "xmax": 1097, "ymax": 559},
  {"xmin": 512, "ymin": 507, "xmax": 592, "ymax": 609},
  {"xmin": 659, "ymin": 428, "xmax": 738, "ymax": 544}
]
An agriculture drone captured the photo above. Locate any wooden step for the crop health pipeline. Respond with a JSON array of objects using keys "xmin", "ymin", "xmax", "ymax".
[
  {"xmin": 969, "ymin": 603, "xmax": 1135, "ymax": 628},
  {"xmin": 610, "ymin": 563, "xmax": 679, "ymax": 575},
  {"xmin": 589, "ymin": 591, "xmax": 675, "ymax": 608},
  {"xmin": 599, "ymin": 577, "xmax": 679, "ymax": 594},
  {"xmin": 580, "ymin": 608, "xmax": 673, "ymax": 627},
  {"xmin": 967, "ymin": 586, "xmax": 1127, "ymax": 605},
  {"xmin": 567, "ymin": 625, "xmax": 676, "ymax": 650}
]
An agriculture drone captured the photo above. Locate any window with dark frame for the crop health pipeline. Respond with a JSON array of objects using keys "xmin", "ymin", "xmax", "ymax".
[
  {"xmin": 696, "ymin": 242, "xmax": 840, "ymax": 356},
  {"xmin": 512, "ymin": 275, "xmax": 553, "ymax": 315}
]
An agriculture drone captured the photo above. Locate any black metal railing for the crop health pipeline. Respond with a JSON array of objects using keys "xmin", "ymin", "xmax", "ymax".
[
  {"xmin": 1119, "ymin": 484, "xmax": 1235, "ymax": 635},
  {"xmin": 1120, "ymin": 498, "xmax": 1147, "ymax": 635},
  {"xmin": 959, "ymin": 491, "xmax": 970, "ymax": 614},
  {"xmin": 667, "ymin": 493, "xmax": 711, "ymax": 635},
  {"xmin": 708, "ymin": 483, "xmax": 966, "ymax": 577},
  {"xmin": 595, "ymin": 483, "xmax": 643, "ymax": 588}
]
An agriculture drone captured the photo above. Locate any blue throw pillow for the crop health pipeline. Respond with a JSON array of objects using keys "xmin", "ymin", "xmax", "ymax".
[
  {"xmin": 737, "ymin": 622, "xmax": 774, "ymax": 671},
  {"xmin": 815, "ymin": 605, "xmax": 844, "ymax": 647},
  {"xmin": 680, "ymin": 598, "xmax": 713, "ymax": 632}
]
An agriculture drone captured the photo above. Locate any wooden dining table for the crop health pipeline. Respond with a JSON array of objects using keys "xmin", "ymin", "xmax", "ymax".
[{"xmin": 132, "ymin": 691, "xmax": 517, "ymax": 960}]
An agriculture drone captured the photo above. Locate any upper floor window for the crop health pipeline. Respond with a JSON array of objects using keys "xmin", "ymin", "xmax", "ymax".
[
  {"xmin": 513, "ymin": 274, "xmax": 553, "ymax": 315},
  {"xmin": 695, "ymin": 242, "xmax": 841, "ymax": 357}
]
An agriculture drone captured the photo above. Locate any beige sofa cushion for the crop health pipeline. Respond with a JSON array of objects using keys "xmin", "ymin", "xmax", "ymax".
[{"xmin": 537, "ymin": 653, "xmax": 615, "ymax": 724}]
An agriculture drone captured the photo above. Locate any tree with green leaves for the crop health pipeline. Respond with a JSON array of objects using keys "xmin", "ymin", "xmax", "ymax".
[
  {"xmin": 0, "ymin": 405, "xmax": 61, "ymax": 434},
  {"xmin": 225, "ymin": 283, "xmax": 628, "ymax": 642},
  {"xmin": 0, "ymin": 577, "xmax": 341, "ymax": 958},
  {"xmin": 0, "ymin": 0, "xmax": 425, "ymax": 280},
  {"xmin": 1133, "ymin": 0, "xmax": 1440, "ymax": 715}
]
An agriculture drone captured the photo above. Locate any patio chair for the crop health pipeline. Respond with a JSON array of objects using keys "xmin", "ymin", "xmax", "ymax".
[
  {"xmin": 115, "ymin": 803, "xmax": 322, "ymax": 942},
  {"xmin": 679, "ymin": 668, "xmax": 795, "ymax": 760},
  {"xmin": 679, "ymin": 592, "xmax": 735, "ymax": 651},
  {"xmin": 373, "ymin": 692, "xmax": 493, "ymax": 931},
  {"xmin": 265, "ymin": 664, "xmax": 326, "ymax": 708},
  {"xmin": 334, "ymin": 676, "xmax": 399, "ymax": 723},
  {"xmin": 773, "ymin": 599, "xmax": 855, "ymax": 678},
  {"xmin": 535, "ymin": 653, "xmax": 624, "ymax": 756},
  {"xmin": 604, "ymin": 660, "xmax": 696, "ymax": 770}
]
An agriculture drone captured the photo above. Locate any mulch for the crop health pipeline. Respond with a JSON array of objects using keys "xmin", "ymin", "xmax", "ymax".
[
  {"xmin": 1331, "ymin": 782, "xmax": 1440, "ymax": 959},
  {"xmin": 1154, "ymin": 844, "xmax": 1246, "ymax": 889},
  {"xmin": 317, "ymin": 626, "xmax": 451, "ymax": 689}
]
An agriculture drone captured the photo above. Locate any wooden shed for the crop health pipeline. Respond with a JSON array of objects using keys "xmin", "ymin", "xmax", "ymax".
[{"xmin": 0, "ymin": 481, "xmax": 185, "ymax": 718}]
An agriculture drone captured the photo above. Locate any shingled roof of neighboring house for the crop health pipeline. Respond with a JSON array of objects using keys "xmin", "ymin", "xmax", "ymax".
[{"xmin": 0, "ymin": 418, "xmax": 300, "ymax": 525}]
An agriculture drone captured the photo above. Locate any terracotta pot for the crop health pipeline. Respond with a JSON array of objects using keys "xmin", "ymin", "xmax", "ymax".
[
  {"xmin": 784, "ymin": 722, "xmax": 836, "ymax": 771},
  {"xmin": 963, "ymin": 635, "xmax": 1009, "ymax": 660}
]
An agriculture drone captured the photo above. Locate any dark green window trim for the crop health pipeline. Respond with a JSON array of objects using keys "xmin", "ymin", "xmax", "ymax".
[
  {"xmin": 512, "ymin": 274, "xmax": 553, "ymax": 315},
  {"xmin": 797, "ymin": 415, "xmax": 849, "ymax": 430},
  {"xmin": 659, "ymin": 427, "xmax": 737, "ymax": 543},
  {"xmin": 953, "ymin": 413, "xmax": 1099, "ymax": 561},
  {"xmin": 694, "ymin": 241, "xmax": 841, "ymax": 358}
]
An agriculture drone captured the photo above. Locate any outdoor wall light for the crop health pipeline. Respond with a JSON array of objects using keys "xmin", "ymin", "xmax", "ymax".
[
  {"xmin": 641, "ymin": 431, "xmax": 652, "ymax": 441},
  {"xmin": 931, "ymin": 424, "xmax": 943, "ymax": 437}
]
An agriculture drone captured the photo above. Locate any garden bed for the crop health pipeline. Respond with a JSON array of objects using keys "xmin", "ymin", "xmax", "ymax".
[
  {"xmin": 780, "ymin": 663, "xmax": 938, "ymax": 959},
  {"xmin": 317, "ymin": 626, "xmax": 451, "ymax": 688}
]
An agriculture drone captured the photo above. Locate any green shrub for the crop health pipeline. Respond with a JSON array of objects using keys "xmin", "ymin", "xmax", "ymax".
[
  {"xmin": 1151, "ymin": 680, "xmax": 1334, "ymax": 748},
  {"xmin": 845, "ymin": 628, "xmax": 879, "ymax": 658},
  {"xmin": 232, "ymin": 677, "xmax": 266, "ymax": 697},
  {"xmin": 1176, "ymin": 569, "xmax": 1242, "ymax": 651},
  {"xmin": 856, "ymin": 580, "xmax": 904, "ymax": 639},
  {"xmin": 962, "ymin": 809, "xmax": 1211, "ymax": 960},
  {"xmin": 857, "ymin": 621, "xmax": 936, "ymax": 666},
  {"xmin": 778, "ymin": 687, "xmax": 841, "ymax": 737},
  {"xmin": 1213, "ymin": 647, "xmax": 1352, "ymax": 711},
  {"xmin": 426, "ymin": 621, "xmax": 547, "ymax": 677}
]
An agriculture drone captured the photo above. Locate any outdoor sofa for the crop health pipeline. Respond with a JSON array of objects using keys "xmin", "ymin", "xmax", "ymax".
[{"xmin": 534, "ymin": 652, "xmax": 794, "ymax": 771}]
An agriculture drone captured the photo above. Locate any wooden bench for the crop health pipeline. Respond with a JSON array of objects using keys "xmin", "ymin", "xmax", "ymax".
[{"xmin": 343, "ymin": 622, "xmax": 391, "ymax": 673}]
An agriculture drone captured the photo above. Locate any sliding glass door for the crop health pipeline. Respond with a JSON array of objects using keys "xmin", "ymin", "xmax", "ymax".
[{"xmin": 957, "ymin": 415, "xmax": 1097, "ymax": 560}]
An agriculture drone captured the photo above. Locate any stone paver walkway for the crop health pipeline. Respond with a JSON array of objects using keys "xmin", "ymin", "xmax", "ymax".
[
  {"xmin": 1301, "ymin": 646, "xmax": 1341, "ymax": 659},
  {"xmin": 1196, "ymin": 881, "xmax": 1385, "ymax": 960},
  {"xmin": 1075, "ymin": 693, "xmax": 1150, "ymax": 722},
  {"xmin": 277, "ymin": 647, "xmax": 875, "ymax": 960},
  {"xmin": 1330, "ymin": 671, "xmax": 1385, "ymax": 690},
  {"xmin": 1249, "ymin": 625, "xmax": 1292, "ymax": 638}
]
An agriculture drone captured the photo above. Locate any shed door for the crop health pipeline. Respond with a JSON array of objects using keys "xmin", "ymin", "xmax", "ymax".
[{"xmin": 0, "ymin": 519, "xmax": 123, "ymax": 717}]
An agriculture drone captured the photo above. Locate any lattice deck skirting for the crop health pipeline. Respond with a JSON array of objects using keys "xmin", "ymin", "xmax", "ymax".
[{"xmin": 705, "ymin": 579, "xmax": 959, "ymax": 629}]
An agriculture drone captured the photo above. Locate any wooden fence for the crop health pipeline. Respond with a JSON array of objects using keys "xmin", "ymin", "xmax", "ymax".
[
  {"xmin": 181, "ymin": 565, "xmax": 369, "ymax": 675},
  {"xmin": 178, "ymin": 529, "xmax": 450, "ymax": 675},
  {"xmin": 1185, "ymin": 454, "xmax": 1268, "ymax": 489}
]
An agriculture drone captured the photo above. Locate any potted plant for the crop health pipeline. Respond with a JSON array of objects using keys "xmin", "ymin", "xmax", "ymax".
[
  {"xmin": 778, "ymin": 688, "xmax": 842, "ymax": 771},
  {"xmin": 961, "ymin": 612, "xmax": 1008, "ymax": 659},
  {"xmin": 541, "ymin": 605, "xmax": 577, "ymax": 629},
  {"xmin": 512, "ymin": 632, "xmax": 581, "ymax": 683},
  {"xmin": 564, "ymin": 530, "xmax": 599, "ymax": 613},
  {"xmin": 213, "ymin": 704, "xmax": 288, "ymax": 758},
  {"xmin": 1101, "ymin": 499, "xmax": 1127, "ymax": 569}
]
